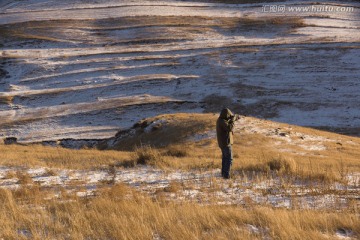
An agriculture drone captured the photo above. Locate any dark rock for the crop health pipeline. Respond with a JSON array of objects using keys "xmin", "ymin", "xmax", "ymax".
[{"xmin": 4, "ymin": 137, "xmax": 17, "ymax": 145}]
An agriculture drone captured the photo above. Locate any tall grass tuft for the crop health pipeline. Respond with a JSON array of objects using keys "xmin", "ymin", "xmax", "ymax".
[
  {"xmin": 133, "ymin": 145, "xmax": 167, "ymax": 167},
  {"xmin": 166, "ymin": 145, "xmax": 189, "ymax": 158},
  {"xmin": 237, "ymin": 157, "xmax": 295, "ymax": 175},
  {"xmin": 267, "ymin": 157, "xmax": 295, "ymax": 174}
]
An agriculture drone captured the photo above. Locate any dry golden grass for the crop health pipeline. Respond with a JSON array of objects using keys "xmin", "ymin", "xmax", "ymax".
[
  {"xmin": 1, "ymin": 113, "xmax": 359, "ymax": 182},
  {"xmin": 132, "ymin": 145, "xmax": 167, "ymax": 168},
  {"xmin": 0, "ymin": 143, "xmax": 131, "ymax": 169},
  {"xmin": 163, "ymin": 180, "xmax": 183, "ymax": 193},
  {"xmin": 0, "ymin": 184, "xmax": 358, "ymax": 239},
  {"xmin": 15, "ymin": 171, "xmax": 34, "ymax": 185},
  {"xmin": 109, "ymin": 113, "xmax": 360, "ymax": 182},
  {"xmin": 0, "ymin": 113, "xmax": 359, "ymax": 239}
]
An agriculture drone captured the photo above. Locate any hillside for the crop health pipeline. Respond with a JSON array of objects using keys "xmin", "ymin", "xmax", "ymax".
[
  {"xmin": 1, "ymin": 113, "xmax": 359, "ymax": 205},
  {"xmin": 0, "ymin": 0, "xmax": 359, "ymax": 238},
  {"xmin": 91, "ymin": 111, "xmax": 359, "ymax": 172},
  {"xmin": 0, "ymin": 113, "xmax": 359, "ymax": 238},
  {"xmin": 0, "ymin": 0, "xmax": 359, "ymax": 142}
]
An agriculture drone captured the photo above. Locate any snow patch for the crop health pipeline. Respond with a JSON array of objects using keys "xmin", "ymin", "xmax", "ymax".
[
  {"xmin": 144, "ymin": 119, "xmax": 168, "ymax": 133},
  {"xmin": 336, "ymin": 228, "xmax": 355, "ymax": 239},
  {"xmin": 1, "ymin": 165, "xmax": 358, "ymax": 210},
  {"xmin": 188, "ymin": 130, "xmax": 216, "ymax": 142}
]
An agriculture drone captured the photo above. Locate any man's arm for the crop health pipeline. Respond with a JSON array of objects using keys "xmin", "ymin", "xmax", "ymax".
[{"xmin": 219, "ymin": 118, "xmax": 234, "ymax": 132}]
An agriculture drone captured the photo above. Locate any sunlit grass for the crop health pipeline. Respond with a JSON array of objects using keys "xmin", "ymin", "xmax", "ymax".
[
  {"xmin": 0, "ymin": 183, "xmax": 358, "ymax": 239},
  {"xmin": 0, "ymin": 143, "xmax": 131, "ymax": 169},
  {"xmin": 0, "ymin": 113, "xmax": 359, "ymax": 239},
  {"xmin": 1, "ymin": 113, "xmax": 359, "ymax": 179}
]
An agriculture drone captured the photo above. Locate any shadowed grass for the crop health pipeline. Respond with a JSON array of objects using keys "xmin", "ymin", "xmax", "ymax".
[{"xmin": 108, "ymin": 113, "xmax": 215, "ymax": 150}]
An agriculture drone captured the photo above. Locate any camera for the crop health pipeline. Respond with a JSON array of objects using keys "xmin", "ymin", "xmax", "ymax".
[{"xmin": 229, "ymin": 114, "xmax": 240, "ymax": 123}]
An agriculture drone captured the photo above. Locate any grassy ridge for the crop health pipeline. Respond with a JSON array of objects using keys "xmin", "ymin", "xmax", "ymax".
[
  {"xmin": 104, "ymin": 113, "xmax": 360, "ymax": 180},
  {"xmin": 1, "ymin": 113, "xmax": 360, "ymax": 177}
]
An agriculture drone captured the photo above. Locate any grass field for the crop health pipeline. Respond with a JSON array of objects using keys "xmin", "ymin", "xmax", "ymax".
[
  {"xmin": 0, "ymin": 183, "xmax": 358, "ymax": 240},
  {"xmin": 0, "ymin": 113, "xmax": 359, "ymax": 239}
]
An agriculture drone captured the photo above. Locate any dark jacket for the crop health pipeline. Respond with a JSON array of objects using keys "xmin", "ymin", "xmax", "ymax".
[{"xmin": 216, "ymin": 108, "xmax": 235, "ymax": 148}]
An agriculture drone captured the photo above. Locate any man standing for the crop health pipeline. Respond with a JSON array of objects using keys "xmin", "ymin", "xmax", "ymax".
[{"xmin": 216, "ymin": 108, "xmax": 239, "ymax": 179}]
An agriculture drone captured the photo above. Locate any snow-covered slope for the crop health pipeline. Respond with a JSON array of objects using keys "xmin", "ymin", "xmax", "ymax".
[{"xmin": 0, "ymin": 0, "xmax": 359, "ymax": 142}]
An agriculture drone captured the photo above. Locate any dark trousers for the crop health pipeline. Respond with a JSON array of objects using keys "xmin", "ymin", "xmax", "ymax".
[{"xmin": 221, "ymin": 145, "xmax": 233, "ymax": 178}]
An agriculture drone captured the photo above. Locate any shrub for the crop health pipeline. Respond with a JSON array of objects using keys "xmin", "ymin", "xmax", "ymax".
[
  {"xmin": 16, "ymin": 172, "xmax": 33, "ymax": 185},
  {"xmin": 133, "ymin": 146, "xmax": 166, "ymax": 167},
  {"xmin": 164, "ymin": 181, "xmax": 182, "ymax": 193},
  {"xmin": 267, "ymin": 158, "xmax": 295, "ymax": 174},
  {"xmin": 116, "ymin": 159, "xmax": 137, "ymax": 168},
  {"xmin": 165, "ymin": 145, "xmax": 188, "ymax": 158}
]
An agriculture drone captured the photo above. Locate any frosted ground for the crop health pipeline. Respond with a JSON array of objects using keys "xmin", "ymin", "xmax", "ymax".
[
  {"xmin": 0, "ymin": 164, "xmax": 358, "ymax": 210},
  {"xmin": 0, "ymin": 0, "xmax": 359, "ymax": 142}
]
